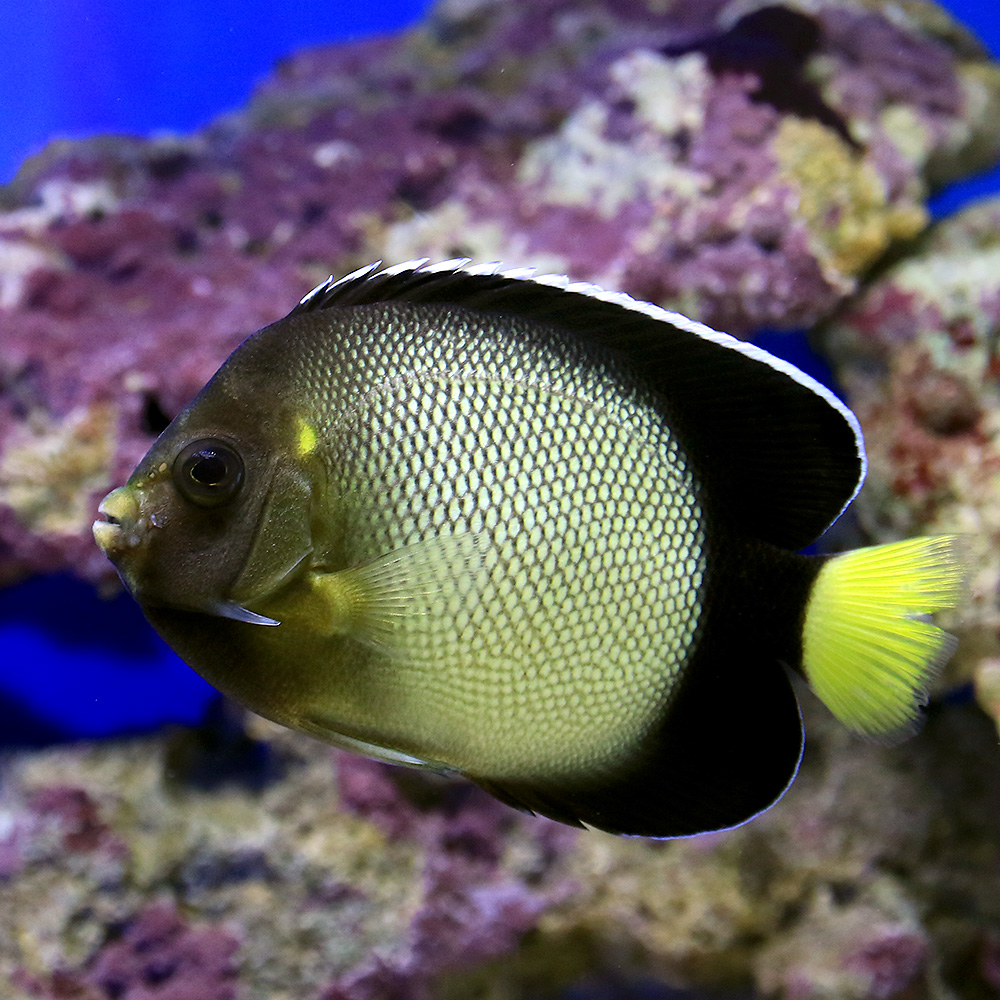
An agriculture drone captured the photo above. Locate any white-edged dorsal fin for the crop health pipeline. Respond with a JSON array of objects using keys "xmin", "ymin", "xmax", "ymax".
[{"xmin": 288, "ymin": 260, "xmax": 865, "ymax": 549}]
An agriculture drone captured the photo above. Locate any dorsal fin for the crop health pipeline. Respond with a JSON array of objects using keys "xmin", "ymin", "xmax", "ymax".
[{"xmin": 290, "ymin": 260, "xmax": 866, "ymax": 550}]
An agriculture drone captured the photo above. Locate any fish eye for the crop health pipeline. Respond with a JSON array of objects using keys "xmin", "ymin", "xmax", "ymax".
[{"xmin": 173, "ymin": 438, "xmax": 244, "ymax": 507}]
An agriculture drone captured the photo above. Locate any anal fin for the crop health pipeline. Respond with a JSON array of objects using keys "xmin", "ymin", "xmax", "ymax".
[
  {"xmin": 296, "ymin": 714, "xmax": 456, "ymax": 773},
  {"xmin": 473, "ymin": 647, "xmax": 804, "ymax": 838}
]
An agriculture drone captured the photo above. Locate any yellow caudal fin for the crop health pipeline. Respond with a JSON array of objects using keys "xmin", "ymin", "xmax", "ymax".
[{"xmin": 801, "ymin": 536, "xmax": 966, "ymax": 739}]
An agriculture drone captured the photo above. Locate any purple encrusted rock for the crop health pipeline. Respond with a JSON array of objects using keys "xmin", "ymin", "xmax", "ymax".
[
  {"xmin": 14, "ymin": 904, "xmax": 241, "ymax": 1000},
  {"xmin": 0, "ymin": 699, "xmax": 998, "ymax": 997},
  {"xmin": 3, "ymin": 2, "xmax": 1000, "ymax": 996},
  {"xmin": 28, "ymin": 785, "xmax": 121, "ymax": 855},
  {"xmin": 821, "ymin": 194, "xmax": 1000, "ymax": 728},
  {"xmin": 2, "ymin": 0, "xmax": 999, "ymax": 587},
  {"xmin": 845, "ymin": 929, "xmax": 929, "ymax": 999},
  {"xmin": 0, "ymin": 726, "xmax": 578, "ymax": 999}
]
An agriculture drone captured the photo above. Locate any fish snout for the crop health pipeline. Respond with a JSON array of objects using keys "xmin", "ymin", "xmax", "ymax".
[{"xmin": 92, "ymin": 486, "xmax": 143, "ymax": 556}]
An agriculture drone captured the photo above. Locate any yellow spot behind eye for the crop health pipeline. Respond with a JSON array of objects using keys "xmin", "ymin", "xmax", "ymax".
[{"xmin": 296, "ymin": 418, "xmax": 318, "ymax": 457}]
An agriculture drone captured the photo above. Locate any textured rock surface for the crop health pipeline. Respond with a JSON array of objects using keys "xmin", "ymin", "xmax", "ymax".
[
  {"xmin": 821, "ymin": 195, "xmax": 1000, "ymax": 728},
  {"xmin": 1, "ymin": 696, "xmax": 998, "ymax": 999},
  {"xmin": 4, "ymin": 1, "xmax": 1000, "ymax": 996},
  {"xmin": 2, "ymin": 0, "xmax": 1000, "ymax": 587}
]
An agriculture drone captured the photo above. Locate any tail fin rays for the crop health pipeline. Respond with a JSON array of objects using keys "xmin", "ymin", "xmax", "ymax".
[{"xmin": 802, "ymin": 536, "xmax": 966, "ymax": 739}]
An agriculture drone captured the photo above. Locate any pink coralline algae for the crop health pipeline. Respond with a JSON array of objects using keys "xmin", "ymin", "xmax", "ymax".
[
  {"xmin": 1, "ymin": 0, "xmax": 1000, "ymax": 588},
  {"xmin": 821, "ymin": 195, "xmax": 1000, "ymax": 729},
  {"xmin": 758, "ymin": 917, "xmax": 931, "ymax": 1000},
  {"xmin": 3, "ymin": 1, "xmax": 1000, "ymax": 997},
  {"xmin": 326, "ymin": 754, "xmax": 574, "ymax": 999},
  {"xmin": 845, "ymin": 931, "xmax": 929, "ymax": 1000},
  {"xmin": 14, "ymin": 904, "xmax": 240, "ymax": 1000},
  {"xmin": 323, "ymin": 857, "xmax": 559, "ymax": 1000},
  {"xmin": 28, "ymin": 785, "xmax": 121, "ymax": 855},
  {"xmin": 3, "ymin": 700, "xmax": 999, "ymax": 998},
  {"xmin": 0, "ymin": 727, "xmax": 578, "ymax": 1000}
]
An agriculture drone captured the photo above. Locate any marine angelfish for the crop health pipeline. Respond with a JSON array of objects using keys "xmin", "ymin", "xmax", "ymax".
[{"xmin": 93, "ymin": 260, "xmax": 965, "ymax": 837}]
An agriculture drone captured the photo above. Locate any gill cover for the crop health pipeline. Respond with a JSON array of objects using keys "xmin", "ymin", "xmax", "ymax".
[{"xmin": 225, "ymin": 459, "xmax": 315, "ymax": 618}]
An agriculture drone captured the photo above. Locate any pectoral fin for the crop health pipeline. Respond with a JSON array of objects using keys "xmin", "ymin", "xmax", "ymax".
[
  {"xmin": 208, "ymin": 601, "xmax": 281, "ymax": 626},
  {"xmin": 310, "ymin": 533, "xmax": 483, "ymax": 659}
]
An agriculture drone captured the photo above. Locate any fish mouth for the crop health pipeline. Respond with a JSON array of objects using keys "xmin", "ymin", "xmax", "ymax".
[{"xmin": 92, "ymin": 486, "xmax": 142, "ymax": 555}]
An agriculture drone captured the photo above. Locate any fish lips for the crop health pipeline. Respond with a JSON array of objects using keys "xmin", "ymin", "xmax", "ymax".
[{"xmin": 93, "ymin": 486, "xmax": 143, "ymax": 556}]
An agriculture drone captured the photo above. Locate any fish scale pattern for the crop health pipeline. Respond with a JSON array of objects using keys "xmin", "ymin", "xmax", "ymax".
[{"xmin": 303, "ymin": 305, "xmax": 707, "ymax": 780}]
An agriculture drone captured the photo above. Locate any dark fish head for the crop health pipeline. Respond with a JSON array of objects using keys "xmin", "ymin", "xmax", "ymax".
[{"xmin": 93, "ymin": 352, "xmax": 316, "ymax": 627}]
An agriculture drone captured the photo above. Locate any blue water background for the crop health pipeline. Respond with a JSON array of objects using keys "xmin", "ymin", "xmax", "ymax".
[{"xmin": 0, "ymin": 0, "xmax": 997, "ymax": 745}]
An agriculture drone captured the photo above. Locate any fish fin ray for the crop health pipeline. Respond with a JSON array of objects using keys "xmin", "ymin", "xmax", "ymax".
[
  {"xmin": 802, "ymin": 535, "xmax": 967, "ymax": 740},
  {"xmin": 294, "ymin": 719, "xmax": 456, "ymax": 772},
  {"xmin": 316, "ymin": 534, "xmax": 484, "ymax": 660},
  {"xmin": 290, "ymin": 260, "xmax": 863, "ymax": 548},
  {"xmin": 207, "ymin": 602, "xmax": 281, "ymax": 626}
]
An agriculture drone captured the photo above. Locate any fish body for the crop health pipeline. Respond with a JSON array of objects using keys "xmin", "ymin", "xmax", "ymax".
[{"xmin": 94, "ymin": 260, "xmax": 964, "ymax": 837}]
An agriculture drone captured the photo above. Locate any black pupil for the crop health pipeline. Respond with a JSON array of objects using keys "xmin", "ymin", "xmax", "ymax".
[
  {"xmin": 190, "ymin": 452, "xmax": 228, "ymax": 487},
  {"xmin": 173, "ymin": 438, "xmax": 243, "ymax": 506}
]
